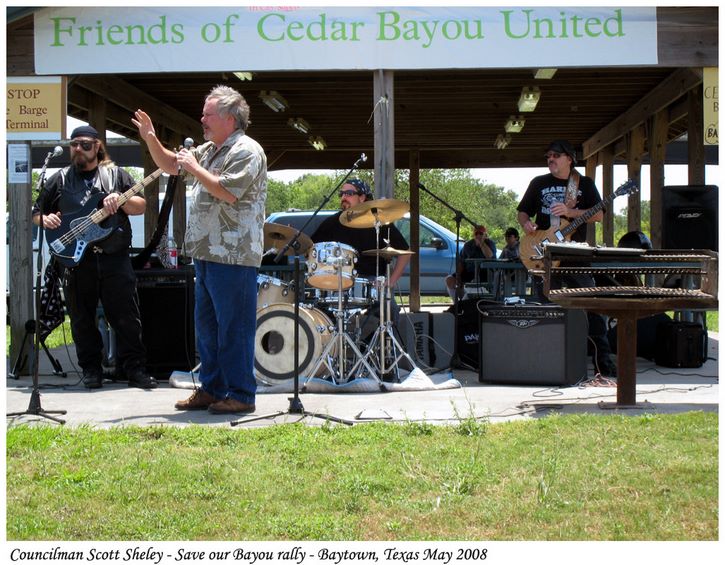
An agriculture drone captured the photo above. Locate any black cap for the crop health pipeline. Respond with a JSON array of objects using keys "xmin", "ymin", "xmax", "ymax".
[
  {"xmin": 70, "ymin": 125, "xmax": 99, "ymax": 139},
  {"xmin": 346, "ymin": 178, "xmax": 372, "ymax": 198},
  {"xmin": 546, "ymin": 139, "xmax": 577, "ymax": 164}
]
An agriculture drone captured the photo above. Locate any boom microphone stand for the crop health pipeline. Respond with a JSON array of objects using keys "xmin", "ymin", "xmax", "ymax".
[
  {"xmin": 231, "ymin": 154, "xmax": 368, "ymax": 427},
  {"xmin": 418, "ymin": 183, "xmax": 481, "ymax": 369},
  {"xmin": 8, "ymin": 146, "xmax": 67, "ymax": 424}
]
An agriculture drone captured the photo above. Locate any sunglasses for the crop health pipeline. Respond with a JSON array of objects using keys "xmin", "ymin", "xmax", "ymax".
[
  {"xmin": 70, "ymin": 140, "xmax": 96, "ymax": 151},
  {"xmin": 339, "ymin": 190, "xmax": 360, "ymax": 197},
  {"xmin": 545, "ymin": 152, "xmax": 562, "ymax": 160}
]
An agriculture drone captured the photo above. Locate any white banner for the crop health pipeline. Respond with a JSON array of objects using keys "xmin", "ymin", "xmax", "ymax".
[{"xmin": 34, "ymin": 6, "xmax": 658, "ymax": 74}]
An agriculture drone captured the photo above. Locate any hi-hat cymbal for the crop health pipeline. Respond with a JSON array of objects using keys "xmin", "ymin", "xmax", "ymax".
[
  {"xmin": 362, "ymin": 246, "xmax": 416, "ymax": 259},
  {"xmin": 339, "ymin": 198, "xmax": 410, "ymax": 228},
  {"xmin": 263, "ymin": 223, "xmax": 313, "ymax": 255}
]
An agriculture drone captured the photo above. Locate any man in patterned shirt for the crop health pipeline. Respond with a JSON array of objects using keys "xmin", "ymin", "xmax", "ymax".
[{"xmin": 133, "ymin": 85, "xmax": 267, "ymax": 414}]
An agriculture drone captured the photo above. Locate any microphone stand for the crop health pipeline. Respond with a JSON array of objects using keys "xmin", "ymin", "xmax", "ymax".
[
  {"xmin": 8, "ymin": 149, "xmax": 67, "ymax": 424},
  {"xmin": 231, "ymin": 154, "xmax": 367, "ymax": 427},
  {"xmin": 418, "ymin": 183, "xmax": 481, "ymax": 369}
]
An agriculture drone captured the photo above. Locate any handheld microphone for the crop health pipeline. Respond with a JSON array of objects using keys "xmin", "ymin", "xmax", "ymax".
[{"xmin": 177, "ymin": 138, "xmax": 195, "ymax": 173}]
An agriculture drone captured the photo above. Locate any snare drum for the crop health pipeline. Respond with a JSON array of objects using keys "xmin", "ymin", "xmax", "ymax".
[
  {"xmin": 254, "ymin": 304, "xmax": 336, "ymax": 384},
  {"xmin": 316, "ymin": 278, "xmax": 378, "ymax": 308},
  {"xmin": 306, "ymin": 241, "xmax": 357, "ymax": 290},
  {"xmin": 257, "ymin": 274, "xmax": 294, "ymax": 309}
]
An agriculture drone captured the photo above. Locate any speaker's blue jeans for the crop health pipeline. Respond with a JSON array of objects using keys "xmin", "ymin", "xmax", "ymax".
[{"xmin": 194, "ymin": 259, "xmax": 257, "ymax": 404}]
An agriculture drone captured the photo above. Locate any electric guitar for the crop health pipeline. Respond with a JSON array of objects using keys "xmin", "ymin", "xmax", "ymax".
[
  {"xmin": 46, "ymin": 168, "xmax": 163, "ymax": 268},
  {"xmin": 520, "ymin": 179, "xmax": 639, "ymax": 273}
]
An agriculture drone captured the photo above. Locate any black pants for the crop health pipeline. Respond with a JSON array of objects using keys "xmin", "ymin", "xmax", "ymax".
[{"xmin": 63, "ymin": 251, "xmax": 146, "ymax": 374}]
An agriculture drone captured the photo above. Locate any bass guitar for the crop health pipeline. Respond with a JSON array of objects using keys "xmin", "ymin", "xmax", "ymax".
[
  {"xmin": 47, "ymin": 168, "xmax": 163, "ymax": 268},
  {"xmin": 520, "ymin": 179, "xmax": 638, "ymax": 273}
]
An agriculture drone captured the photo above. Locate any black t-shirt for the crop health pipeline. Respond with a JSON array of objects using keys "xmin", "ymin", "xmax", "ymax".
[
  {"xmin": 34, "ymin": 165, "xmax": 137, "ymax": 254},
  {"xmin": 517, "ymin": 172, "xmax": 601, "ymax": 242},
  {"xmin": 459, "ymin": 237, "xmax": 497, "ymax": 282},
  {"xmin": 311, "ymin": 211, "xmax": 409, "ymax": 277}
]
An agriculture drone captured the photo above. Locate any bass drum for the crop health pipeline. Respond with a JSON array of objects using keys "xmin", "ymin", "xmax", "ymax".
[{"xmin": 254, "ymin": 304, "xmax": 335, "ymax": 384}]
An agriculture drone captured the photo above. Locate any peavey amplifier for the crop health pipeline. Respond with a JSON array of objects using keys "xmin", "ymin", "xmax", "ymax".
[{"xmin": 478, "ymin": 304, "xmax": 587, "ymax": 386}]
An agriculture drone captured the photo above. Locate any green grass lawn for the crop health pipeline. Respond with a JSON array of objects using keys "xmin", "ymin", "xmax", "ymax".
[{"xmin": 6, "ymin": 411, "xmax": 717, "ymax": 541}]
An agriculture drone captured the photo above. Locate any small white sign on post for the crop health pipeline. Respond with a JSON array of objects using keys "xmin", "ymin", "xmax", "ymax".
[{"xmin": 8, "ymin": 143, "xmax": 31, "ymax": 184}]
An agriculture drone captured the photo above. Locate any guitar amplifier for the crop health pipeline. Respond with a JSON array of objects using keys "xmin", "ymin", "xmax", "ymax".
[
  {"xmin": 478, "ymin": 304, "xmax": 587, "ymax": 385},
  {"xmin": 135, "ymin": 268, "xmax": 196, "ymax": 377}
]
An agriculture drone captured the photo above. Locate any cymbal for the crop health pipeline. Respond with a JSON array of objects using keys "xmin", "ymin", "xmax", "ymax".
[
  {"xmin": 339, "ymin": 198, "xmax": 410, "ymax": 228},
  {"xmin": 362, "ymin": 246, "xmax": 416, "ymax": 259},
  {"xmin": 263, "ymin": 223, "xmax": 313, "ymax": 255}
]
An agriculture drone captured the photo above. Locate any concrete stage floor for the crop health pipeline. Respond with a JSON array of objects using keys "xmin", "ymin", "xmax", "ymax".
[{"xmin": 5, "ymin": 331, "xmax": 718, "ymax": 429}]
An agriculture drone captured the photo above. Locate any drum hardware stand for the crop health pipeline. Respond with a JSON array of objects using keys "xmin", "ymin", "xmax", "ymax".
[
  {"xmin": 302, "ymin": 254, "xmax": 381, "ymax": 388},
  {"xmin": 8, "ymin": 147, "xmax": 66, "ymax": 424},
  {"xmin": 418, "ymin": 183, "xmax": 482, "ymax": 369},
  {"xmin": 363, "ymin": 263, "xmax": 417, "ymax": 382}
]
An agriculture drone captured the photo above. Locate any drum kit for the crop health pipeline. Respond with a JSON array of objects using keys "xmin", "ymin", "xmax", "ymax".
[{"xmin": 255, "ymin": 198, "xmax": 417, "ymax": 388}]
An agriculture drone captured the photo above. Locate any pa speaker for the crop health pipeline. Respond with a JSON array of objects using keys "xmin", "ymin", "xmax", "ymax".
[
  {"xmin": 478, "ymin": 304, "xmax": 587, "ymax": 386},
  {"xmin": 450, "ymin": 298, "xmax": 483, "ymax": 369},
  {"xmin": 662, "ymin": 185, "xmax": 718, "ymax": 251},
  {"xmin": 135, "ymin": 268, "xmax": 195, "ymax": 377}
]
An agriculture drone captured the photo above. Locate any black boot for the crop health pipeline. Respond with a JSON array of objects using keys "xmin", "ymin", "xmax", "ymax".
[
  {"xmin": 126, "ymin": 368, "xmax": 158, "ymax": 389},
  {"xmin": 82, "ymin": 368, "xmax": 103, "ymax": 389}
]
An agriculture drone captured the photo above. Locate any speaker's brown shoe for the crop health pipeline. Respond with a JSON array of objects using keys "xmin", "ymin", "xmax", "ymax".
[
  {"xmin": 207, "ymin": 398, "xmax": 256, "ymax": 415},
  {"xmin": 174, "ymin": 389, "xmax": 217, "ymax": 411}
]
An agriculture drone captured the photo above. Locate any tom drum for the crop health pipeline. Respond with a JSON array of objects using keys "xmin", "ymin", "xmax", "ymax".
[
  {"xmin": 256, "ymin": 274, "xmax": 294, "ymax": 309},
  {"xmin": 306, "ymin": 241, "xmax": 357, "ymax": 290}
]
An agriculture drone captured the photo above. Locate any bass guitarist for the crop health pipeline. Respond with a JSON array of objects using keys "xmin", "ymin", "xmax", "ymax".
[
  {"xmin": 517, "ymin": 139, "xmax": 617, "ymax": 379},
  {"xmin": 32, "ymin": 125, "xmax": 157, "ymax": 390}
]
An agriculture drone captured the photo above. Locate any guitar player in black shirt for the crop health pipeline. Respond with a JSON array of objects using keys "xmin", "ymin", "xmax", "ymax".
[{"xmin": 32, "ymin": 125, "xmax": 157, "ymax": 390}]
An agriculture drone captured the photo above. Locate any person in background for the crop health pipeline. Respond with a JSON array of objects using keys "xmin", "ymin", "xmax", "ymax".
[
  {"xmin": 133, "ymin": 85, "xmax": 267, "ymax": 414},
  {"xmin": 499, "ymin": 227, "xmax": 520, "ymax": 260},
  {"xmin": 32, "ymin": 125, "xmax": 157, "ymax": 390},
  {"xmin": 444, "ymin": 225, "xmax": 496, "ymax": 301}
]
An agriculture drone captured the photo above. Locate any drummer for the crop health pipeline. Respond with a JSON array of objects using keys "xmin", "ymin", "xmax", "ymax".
[{"xmin": 310, "ymin": 179, "xmax": 410, "ymax": 317}]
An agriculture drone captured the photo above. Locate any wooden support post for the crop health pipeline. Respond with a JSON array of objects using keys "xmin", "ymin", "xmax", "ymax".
[
  {"xmin": 585, "ymin": 155, "xmax": 597, "ymax": 246},
  {"xmin": 141, "ymin": 149, "xmax": 160, "ymax": 247},
  {"xmin": 409, "ymin": 150, "xmax": 420, "ymax": 312},
  {"xmin": 648, "ymin": 110, "xmax": 669, "ymax": 249},
  {"xmin": 626, "ymin": 126, "xmax": 645, "ymax": 233},
  {"xmin": 373, "ymin": 70, "xmax": 395, "ymax": 199},
  {"xmin": 8, "ymin": 142, "xmax": 35, "ymax": 375},
  {"xmin": 688, "ymin": 84, "xmax": 706, "ymax": 185},
  {"xmin": 600, "ymin": 146, "xmax": 615, "ymax": 246}
]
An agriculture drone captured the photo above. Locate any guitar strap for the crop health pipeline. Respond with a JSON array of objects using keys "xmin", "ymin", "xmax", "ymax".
[{"xmin": 565, "ymin": 169, "xmax": 580, "ymax": 209}]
